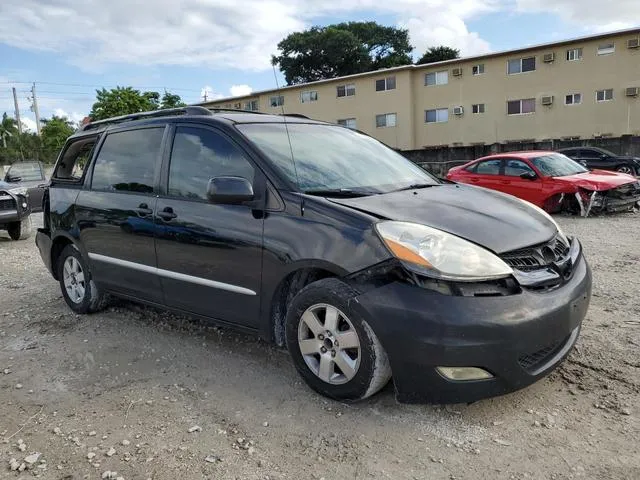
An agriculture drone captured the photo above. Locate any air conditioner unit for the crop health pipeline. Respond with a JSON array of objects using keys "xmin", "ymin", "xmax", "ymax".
[
  {"xmin": 626, "ymin": 87, "xmax": 639, "ymax": 96},
  {"xmin": 543, "ymin": 52, "xmax": 555, "ymax": 63},
  {"xmin": 452, "ymin": 67, "xmax": 463, "ymax": 77},
  {"xmin": 541, "ymin": 95, "xmax": 554, "ymax": 105},
  {"xmin": 453, "ymin": 106, "xmax": 464, "ymax": 115},
  {"xmin": 627, "ymin": 38, "xmax": 640, "ymax": 49}
]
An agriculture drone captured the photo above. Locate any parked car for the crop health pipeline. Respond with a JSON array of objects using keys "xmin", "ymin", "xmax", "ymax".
[
  {"xmin": 0, "ymin": 179, "xmax": 32, "ymax": 240},
  {"xmin": 447, "ymin": 151, "xmax": 640, "ymax": 215},
  {"xmin": 36, "ymin": 107, "xmax": 591, "ymax": 404},
  {"xmin": 4, "ymin": 161, "xmax": 48, "ymax": 212},
  {"xmin": 557, "ymin": 146, "xmax": 640, "ymax": 176}
]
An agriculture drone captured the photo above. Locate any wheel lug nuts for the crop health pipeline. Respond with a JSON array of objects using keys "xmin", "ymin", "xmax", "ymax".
[
  {"xmin": 320, "ymin": 347, "xmax": 327, "ymax": 353},
  {"xmin": 331, "ymin": 350, "xmax": 336, "ymax": 357},
  {"xmin": 318, "ymin": 334, "xmax": 324, "ymax": 340}
]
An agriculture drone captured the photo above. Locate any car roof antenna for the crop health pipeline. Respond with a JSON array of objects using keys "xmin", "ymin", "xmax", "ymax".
[{"xmin": 272, "ymin": 63, "xmax": 300, "ymax": 191}]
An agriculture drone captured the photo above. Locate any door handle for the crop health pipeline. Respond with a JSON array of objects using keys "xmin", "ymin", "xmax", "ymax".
[
  {"xmin": 136, "ymin": 203, "xmax": 153, "ymax": 216},
  {"xmin": 470, "ymin": 178, "xmax": 480, "ymax": 183},
  {"xmin": 157, "ymin": 207, "xmax": 177, "ymax": 221}
]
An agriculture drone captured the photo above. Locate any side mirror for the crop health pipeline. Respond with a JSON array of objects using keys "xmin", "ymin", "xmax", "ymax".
[
  {"xmin": 601, "ymin": 154, "xmax": 608, "ymax": 159},
  {"xmin": 207, "ymin": 176, "xmax": 254, "ymax": 204},
  {"xmin": 6, "ymin": 174, "xmax": 22, "ymax": 183},
  {"xmin": 520, "ymin": 171, "xmax": 538, "ymax": 181}
]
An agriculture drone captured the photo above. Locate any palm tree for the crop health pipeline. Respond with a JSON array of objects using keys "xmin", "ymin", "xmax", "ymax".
[{"xmin": 0, "ymin": 113, "xmax": 17, "ymax": 149}]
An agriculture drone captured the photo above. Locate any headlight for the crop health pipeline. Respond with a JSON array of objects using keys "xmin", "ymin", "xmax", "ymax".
[
  {"xmin": 375, "ymin": 221, "xmax": 513, "ymax": 281},
  {"xmin": 514, "ymin": 198, "xmax": 568, "ymax": 244},
  {"xmin": 8, "ymin": 186, "xmax": 28, "ymax": 196}
]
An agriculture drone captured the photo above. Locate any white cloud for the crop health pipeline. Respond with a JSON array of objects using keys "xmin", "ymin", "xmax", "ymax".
[
  {"xmin": 21, "ymin": 117, "xmax": 37, "ymax": 133},
  {"xmin": 230, "ymin": 85, "xmax": 254, "ymax": 97},
  {"xmin": 0, "ymin": 0, "xmax": 498, "ymax": 72},
  {"xmin": 53, "ymin": 108, "xmax": 85, "ymax": 124},
  {"xmin": 515, "ymin": 0, "xmax": 639, "ymax": 32},
  {"xmin": 200, "ymin": 86, "xmax": 224, "ymax": 102}
]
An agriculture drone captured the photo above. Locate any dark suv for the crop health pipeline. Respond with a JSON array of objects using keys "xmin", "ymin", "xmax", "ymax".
[{"xmin": 36, "ymin": 107, "xmax": 592, "ymax": 403}]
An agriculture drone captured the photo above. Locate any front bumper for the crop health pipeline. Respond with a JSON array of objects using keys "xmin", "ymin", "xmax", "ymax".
[
  {"xmin": 0, "ymin": 192, "xmax": 31, "ymax": 225},
  {"xmin": 352, "ymin": 241, "xmax": 592, "ymax": 404}
]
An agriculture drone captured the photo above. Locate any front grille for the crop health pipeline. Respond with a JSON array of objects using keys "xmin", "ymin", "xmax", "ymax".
[
  {"xmin": 0, "ymin": 193, "xmax": 16, "ymax": 211},
  {"xmin": 518, "ymin": 336, "xmax": 568, "ymax": 374},
  {"xmin": 500, "ymin": 235, "xmax": 570, "ymax": 272}
]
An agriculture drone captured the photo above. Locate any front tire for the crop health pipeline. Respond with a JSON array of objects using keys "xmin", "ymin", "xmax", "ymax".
[
  {"xmin": 7, "ymin": 216, "xmax": 32, "ymax": 241},
  {"xmin": 616, "ymin": 165, "xmax": 635, "ymax": 175},
  {"xmin": 57, "ymin": 245, "xmax": 108, "ymax": 314},
  {"xmin": 285, "ymin": 278, "xmax": 392, "ymax": 401}
]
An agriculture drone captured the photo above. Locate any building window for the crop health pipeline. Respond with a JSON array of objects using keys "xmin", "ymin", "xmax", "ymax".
[
  {"xmin": 507, "ymin": 98, "xmax": 536, "ymax": 115},
  {"xmin": 270, "ymin": 95, "xmax": 284, "ymax": 107},
  {"xmin": 425, "ymin": 108, "xmax": 449, "ymax": 123},
  {"xmin": 507, "ymin": 56, "xmax": 536, "ymax": 74},
  {"xmin": 233, "ymin": 102, "xmax": 241, "ymax": 109},
  {"xmin": 375, "ymin": 76, "xmax": 396, "ymax": 92},
  {"xmin": 376, "ymin": 113, "xmax": 397, "ymax": 128},
  {"xmin": 566, "ymin": 48, "xmax": 583, "ymax": 61},
  {"xmin": 244, "ymin": 100, "xmax": 259, "ymax": 111},
  {"xmin": 300, "ymin": 91, "xmax": 318, "ymax": 103},
  {"xmin": 425, "ymin": 71, "xmax": 449, "ymax": 86},
  {"xmin": 565, "ymin": 93, "xmax": 582, "ymax": 105},
  {"xmin": 596, "ymin": 89, "xmax": 614, "ymax": 102},
  {"xmin": 597, "ymin": 43, "xmax": 615, "ymax": 55},
  {"xmin": 337, "ymin": 118, "xmax": 357, "ymax": 129},
  {"xmin": 472, "ymin": 64, "xmax": 485, "ymax": 75},
  {"xmin": 472, "ymin": 103, "xmax": 485, "ymax": 114},
  {"xmin": 337, "ymin": 84, "xmax": 356, "ymax": 97}
]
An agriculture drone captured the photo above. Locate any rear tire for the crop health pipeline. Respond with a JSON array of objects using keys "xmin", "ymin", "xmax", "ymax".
[
  {"xmin": 285, "ymin": 278, "xmax": 392, "ymax": 401},
  {"xmin": 616, "ymin": 165, "xmax": 635, "ymax": 175},
  {"xmin": 57, "ymin": 245, "xmax": 109, "ymax": 314},
  {"xmin": 7, "ymin": 216, "xmax": 32, "ymax": 241}
]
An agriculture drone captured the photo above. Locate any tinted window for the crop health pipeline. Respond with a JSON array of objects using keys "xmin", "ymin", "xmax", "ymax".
[
  {"xmin": 91, "ymin": 128, "xmax": 164, "ymax": 193},
  {"xmin": 168, "ymin": 127, "xmax": 254, "ymax": 201},
  {"xmin": 476, "ymin": 159, "xmax": 502, "ymax": 175},
  {"xmin": 504, "ymin": 159, "xmax": 535, "ymax": 176},
  {"xmin": 7, "ymin": 162, "xmax": 43, "ymax": 181}
]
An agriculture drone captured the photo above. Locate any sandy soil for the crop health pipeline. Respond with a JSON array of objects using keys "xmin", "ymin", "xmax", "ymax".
[{"xmin": 0, "ymin": 213, "xmax": 638, "ymax": 480}]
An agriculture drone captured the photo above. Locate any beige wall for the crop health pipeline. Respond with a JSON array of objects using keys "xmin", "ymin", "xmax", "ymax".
[{"xmin": 205, "ymin": 30, "xmax": 640, "ymax": 151}]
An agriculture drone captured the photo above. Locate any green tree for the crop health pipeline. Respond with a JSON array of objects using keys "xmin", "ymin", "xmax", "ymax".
[
  {"xmin": 0, "ymin": 113, "xmax": 18, "ymax": 149},
  {"xmin": 416, "ymin": 46, "xmax": 460, "ymax": 65},
  {"xmin": 272, "ymin": 21, "xmax": 413, "ymax": 85},
  {"xmin": 40, "ymin": 116, "xmax": 75, "ymax": 163},
  {"xmin": 161, "ymin": 91, "xmax": 187, "ymax": 109},
  {"xmin": 90, "ymin": 87, "xmax": 158, "ymax": 120}
]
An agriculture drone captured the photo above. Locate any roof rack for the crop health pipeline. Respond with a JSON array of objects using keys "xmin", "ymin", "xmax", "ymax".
[
  {"xmin": 279, "ymin": 113, "xmax": 309, "ymax": 119},
  {"xmin": 209, "ymin": 107, "xmax": 266, "ymax": 115},
  {"xmin": 81, "ymin": 106, "xmax": 214, "ymax": 131}
]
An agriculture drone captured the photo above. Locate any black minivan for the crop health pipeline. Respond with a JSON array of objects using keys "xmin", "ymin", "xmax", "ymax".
[{"xmin": 36, "ymin": 107, "xmax": 591, "ymax": 403}]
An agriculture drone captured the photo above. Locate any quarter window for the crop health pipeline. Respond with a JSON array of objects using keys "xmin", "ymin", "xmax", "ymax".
[
  {"xmin": 566, "ymin": 48, "xmax": 583, "ymax": 61},
  {"xmin": 565, "ymin": 93, "xmax": 582, "ymax": 105},
  {"xmin": 597, "ymin": 43, "xmax": 615, "ymax": 55},
  {"xmin": 337, "ymin": 118, "xmax": 357, "ymax": 129},
  {"xmin": 507, "ymin": 98, "xmax": 536, "ymax": 115},
  {"xmin": 425, "ymin": 71, "xmax": 449, "ymax": 86},
  {"xmin": 425, "ymin": 108, "xmax": 449, "ymax": 123},
  {"xmin": 270, "ymin": 95, "xmax": 284, "ymax": 107},
  {"xmin": 472, "ymin": 64, "xmax": 485, "ymax": 75},
  {"xmin": 596, "ymin": 89, "xmax": 614, "ymax": 102},
  {"xmin": 91, "ymin": 128, "xmax": 164, "ymax": 193},
  {"xmin": 472, "ymin": 103, "xmax": 485, "ymax": 114},
  {"xmin": 168, "ymin": 127, "xmax": 254, "ymax": 201},
  {"xmin": 337, "ymin": 84, "xmax": 356, "ymax": 97},
  {"xmin": 376, "ymin": 113, "xmax": 397, "ymax": 128},
  {"xmin": 507, "ymin": 56, "xmax": 536, "ymax": 74},
  {"xmin": 375, "ymin": 76, "xmax": 396, "ymax": 92},
  {"xmin": 300, "ymin": 91, "xmax": 318, "ymax": 103}
]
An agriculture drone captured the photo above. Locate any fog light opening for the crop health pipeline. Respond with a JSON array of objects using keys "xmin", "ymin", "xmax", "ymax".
[{"xmin": 436, "ymin": 366, "xmax": 494, "ymax": 381}]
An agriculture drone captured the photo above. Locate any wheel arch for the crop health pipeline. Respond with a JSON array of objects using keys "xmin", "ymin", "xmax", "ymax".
[{"xmin": 50, "ymin": 232, "xmax": 85, "ymax": 280}]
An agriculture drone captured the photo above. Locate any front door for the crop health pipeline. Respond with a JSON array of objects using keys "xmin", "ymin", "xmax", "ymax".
[
  {"xmin": 76, "ymin": 126, "xmax": 166, "ymax": 303},
  {"xmin": 154, "ymin": 125, "xmax": 263, "ymax": 327},
  {"xmin": 498, "ymin": 158, "xmax": 543, "ymax": 204}
]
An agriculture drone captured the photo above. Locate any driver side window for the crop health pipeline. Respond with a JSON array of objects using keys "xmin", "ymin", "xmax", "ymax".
[
  {"xmin": 168, "ymin": 126, "xmax": 255, "ymax": 201},
  {"xmin": 504, "ymin": 159, "xmax": 535, "ymax": 177}
]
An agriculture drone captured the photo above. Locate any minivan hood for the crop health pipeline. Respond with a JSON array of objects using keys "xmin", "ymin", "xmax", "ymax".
[{"xmin": 329, "ymin": 184, "xmax": 557, "ymax": 254}]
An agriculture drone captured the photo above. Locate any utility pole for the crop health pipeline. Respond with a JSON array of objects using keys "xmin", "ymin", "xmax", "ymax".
[
  {"xmin": 31, "ymin": 83, "xmax": 41, "ymax": 136},
  {"xmin": 12, "ymin": 87, "xmax": 23, "ymax": 135}
]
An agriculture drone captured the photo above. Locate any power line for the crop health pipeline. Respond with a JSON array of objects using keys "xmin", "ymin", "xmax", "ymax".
[{"xmin": 0, "ymin": 80, "xmax": 199, "ymax": 93}]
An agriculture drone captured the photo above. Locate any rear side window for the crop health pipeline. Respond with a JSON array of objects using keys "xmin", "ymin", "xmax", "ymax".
[
  {"xmin": 476, "ymin": 159, "xmax": 502, "ymax": 175},
  {"xmin": 168, "ymin": 126, "xmax": 255, "ymax": 201},
  {"xmin": 91, "ymin": 128, "xmax": 164, "ymax": 193}
]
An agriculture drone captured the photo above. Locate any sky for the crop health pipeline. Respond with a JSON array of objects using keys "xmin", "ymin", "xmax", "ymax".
[{"xmin": 0, "ymin": 0, "xmax": 638, "ymax": 131}]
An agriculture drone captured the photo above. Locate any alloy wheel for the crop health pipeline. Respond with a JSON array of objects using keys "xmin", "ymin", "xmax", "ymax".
[
  {"xmin": 63, "ymin": 256, "xmax": 86, "ymax": 304},
  {"xmin": 617, "ymin": 166, "xmax": 633, "ymax": 175},
  {"xmin": 297, "ymin": 303, "xmax": 361, "ymax": 385}
]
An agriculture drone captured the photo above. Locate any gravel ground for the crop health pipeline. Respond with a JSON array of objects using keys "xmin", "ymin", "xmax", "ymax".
[{"xmin": 0, "ymin": 213, "xmax": 638, "ymax": 480}]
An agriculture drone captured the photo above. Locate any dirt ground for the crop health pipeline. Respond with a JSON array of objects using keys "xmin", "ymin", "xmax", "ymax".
[{"xmin": 0, "ymin": 213, "xmax": 638, "ymax": 480}]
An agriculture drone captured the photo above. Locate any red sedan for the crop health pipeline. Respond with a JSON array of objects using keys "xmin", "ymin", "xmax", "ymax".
[{"xmin": 447, "ymin": 151, "xmax": 640, "ymax": 215}]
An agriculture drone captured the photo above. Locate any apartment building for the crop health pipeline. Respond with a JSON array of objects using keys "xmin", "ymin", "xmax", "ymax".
[{"xmin": 202, "ymin": 28, "xmax": 640, "ymax": 152}]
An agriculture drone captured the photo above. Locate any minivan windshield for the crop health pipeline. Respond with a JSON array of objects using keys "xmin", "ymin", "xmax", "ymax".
[
  {"xmin": 531, "ymin": 153, "xmax": 589, "ymax": 177},
  {"xmin": 237, "ymin": 123, "xmax": 439, "ymax": 194}
]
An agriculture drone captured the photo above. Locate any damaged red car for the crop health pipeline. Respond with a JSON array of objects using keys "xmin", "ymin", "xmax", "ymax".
[{"xmin": 447, "ymin": 152, "xmax": 640, "ymax": 215}]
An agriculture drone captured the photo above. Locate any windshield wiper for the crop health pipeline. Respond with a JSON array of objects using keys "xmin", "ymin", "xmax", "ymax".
[
  {"xmin": 391, "ymin": 183, "xmax": 437, "ymax": 192},
  {"xmin": 303, "ymin": 188, "xmax": 378, "ymax": 198}
]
